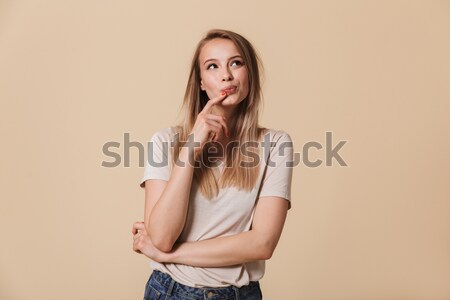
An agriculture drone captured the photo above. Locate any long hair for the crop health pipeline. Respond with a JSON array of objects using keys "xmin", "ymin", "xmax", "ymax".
[{"xmin": 174, "ymin": 29, "xmax": 265, "ymax": 198}]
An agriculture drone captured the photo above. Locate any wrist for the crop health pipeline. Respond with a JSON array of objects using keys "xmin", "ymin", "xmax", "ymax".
[
  {"xmin": 176, "ymin": 146, "xmax": 196, "ymax": 168},
  {"xmin": 185, "ymin": 132, "xmax": 204, "ymax": 159}
]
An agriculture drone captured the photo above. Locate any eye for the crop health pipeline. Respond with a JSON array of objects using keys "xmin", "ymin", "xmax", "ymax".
[
  {"xmin": 231, "ymin": 60, "xmax": 243, "ymax": 67},
  {"xmin": 207, "ymin": 63, "xmax": 218, "ymax": 70}
]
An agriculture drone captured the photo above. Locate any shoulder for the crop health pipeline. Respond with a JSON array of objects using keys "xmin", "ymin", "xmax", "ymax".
[
  {"xmin": 149, "ymin": 126, "xmax": 181, "ymax": 143},
  {"xmin": 261, "ymin": 128, "xmax": 293, "ymax": 145}
]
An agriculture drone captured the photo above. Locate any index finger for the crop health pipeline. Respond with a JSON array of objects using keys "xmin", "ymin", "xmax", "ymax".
[{"xmin": 202, "ymin": 92, "xmax": 227, "ymax": 114}]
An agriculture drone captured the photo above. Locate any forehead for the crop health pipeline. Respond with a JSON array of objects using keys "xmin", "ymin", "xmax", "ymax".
[{"xmin": 199, "ymin": 38, "xmax": 241, "ymax": 62}]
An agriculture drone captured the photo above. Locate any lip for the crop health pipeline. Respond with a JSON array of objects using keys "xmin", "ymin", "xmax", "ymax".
[{"xmin": 221, "ymin": 85, "xmax": 237, "ymax": 94}]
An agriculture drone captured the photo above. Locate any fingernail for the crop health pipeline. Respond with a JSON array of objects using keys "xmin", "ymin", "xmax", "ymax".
[{"xmin": 221, "ymin": 91, "xmax": 226, "ymax": 96}]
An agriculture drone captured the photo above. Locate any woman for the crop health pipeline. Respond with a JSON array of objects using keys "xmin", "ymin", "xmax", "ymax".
[{"xmin": 132, "ymin": 29, "xmax": 293, "ymax": 300}]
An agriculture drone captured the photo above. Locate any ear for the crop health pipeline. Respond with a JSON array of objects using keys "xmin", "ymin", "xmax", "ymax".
[{"xmin": 200, "ymin": 80, "xmax": 205, "ymax": 91}]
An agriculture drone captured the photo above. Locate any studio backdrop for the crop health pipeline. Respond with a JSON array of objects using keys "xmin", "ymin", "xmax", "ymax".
[{"xmin": 0, "ymin": 0, "xmax": 449, "ymax": 299}]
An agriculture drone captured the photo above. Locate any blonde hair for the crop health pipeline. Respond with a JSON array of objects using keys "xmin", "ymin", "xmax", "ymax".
[{"xmin": 174, "ymin": 29, "xmax": 265, "ymax": 198}]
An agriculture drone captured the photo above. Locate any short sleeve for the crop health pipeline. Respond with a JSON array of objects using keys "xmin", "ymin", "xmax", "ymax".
[
  {"xmin": 258, "ymin": 130, "xmax": 294, "ymax": 209},
  {"xmin": 139, "ymin": 128, "xmax": 173, "ymax": 188}
]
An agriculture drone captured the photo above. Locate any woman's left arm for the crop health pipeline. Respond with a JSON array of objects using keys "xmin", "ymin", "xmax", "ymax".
[{"xmin": 133, "ymin": 195, "xmax": 289, "ymax": 267}]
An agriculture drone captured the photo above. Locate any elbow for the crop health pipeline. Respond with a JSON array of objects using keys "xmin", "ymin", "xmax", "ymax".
[
  {"xmin": 146, "ymin": 225, "xmax": 175, "ymax": 252},
  {"xmin": 259, "ymin": 246, "xmax": 274, "ymax": 260},
  {"xmin": 146, "ymin": 220, "xmax": 180, "ymax": 253},
  {"xmin": 257, "ymin": 238, "xmax": 276, "ymax": 260},
  {"xmin": 152, "ymin": 237, "xmax": 174, "ymax": 253}
]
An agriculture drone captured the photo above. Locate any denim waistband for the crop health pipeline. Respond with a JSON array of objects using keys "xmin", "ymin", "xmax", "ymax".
[{"xmin": 150, "ymin": 269, "xmax": 260, "ymax": 299}]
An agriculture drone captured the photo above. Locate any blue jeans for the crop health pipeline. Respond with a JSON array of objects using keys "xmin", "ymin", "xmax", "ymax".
[{"xmin": 144, "ymin": 270, "xmax": 263, "ymax": 300}]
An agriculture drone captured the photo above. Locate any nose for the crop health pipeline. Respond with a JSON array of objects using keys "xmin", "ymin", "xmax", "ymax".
[{"xmin": 222, "ymin": 68, "xmax": 233, "ymax": 81}]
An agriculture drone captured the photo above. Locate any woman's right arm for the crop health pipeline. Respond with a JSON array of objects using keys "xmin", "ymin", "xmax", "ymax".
[
  {"xmin": 145, "ymin": 145, "xmax": 195, "ymax": 252},
  {"xmin": 144, "ymin": 92, "xmax": 229, "ymax": 252}
]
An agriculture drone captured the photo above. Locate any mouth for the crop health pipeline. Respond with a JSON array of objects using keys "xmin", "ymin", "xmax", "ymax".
[{"xmin": 221, "ymin": 85, "xmax": 237, "ymax": 95}]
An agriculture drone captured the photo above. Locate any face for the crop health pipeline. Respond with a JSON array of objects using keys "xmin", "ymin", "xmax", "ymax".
[{"xmin": 199, "ymin": 38, "xmax": 249, "ymax": 107}]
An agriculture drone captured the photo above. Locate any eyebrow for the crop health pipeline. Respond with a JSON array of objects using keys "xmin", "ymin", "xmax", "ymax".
[{"xmin": 203, "ymin": 55, "xmax": 243, "ymax": 65}]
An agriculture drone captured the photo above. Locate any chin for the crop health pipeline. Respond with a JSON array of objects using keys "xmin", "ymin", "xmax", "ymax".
[
  {"xmin": 222, "ymin": 99, "xmax": 240, "ymax": 107},
  {"xmin": 222, "ymin": 95, "xmax": 244, "ymax": 106}
]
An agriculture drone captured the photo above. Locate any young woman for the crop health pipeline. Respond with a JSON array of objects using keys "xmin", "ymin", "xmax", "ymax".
[{"xmin": 132, "ymin": 29, "xmax": 293, "ymax": 300}]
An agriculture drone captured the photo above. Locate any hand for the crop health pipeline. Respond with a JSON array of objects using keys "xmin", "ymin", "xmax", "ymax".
[
  {"xmin": 132, "ymin": 222, "xmax": 168, "ymax": 262},
  {"xmin": 189, "ymin": 92, "xmax": 230, "ymax": 152}
]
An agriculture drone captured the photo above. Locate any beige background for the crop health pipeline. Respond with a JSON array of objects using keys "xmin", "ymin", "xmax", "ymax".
[{"xmin": 1, "ymin": 0, "xmax": 449, "ymax": 299}]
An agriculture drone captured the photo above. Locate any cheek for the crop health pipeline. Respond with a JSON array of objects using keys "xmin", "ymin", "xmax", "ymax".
[
  {"xmin": 240, "ymin": 75, "xmax": 249, "ymax": 93},
  {"xmin": 201, "ymin": 75, "xmax": 217, "ymax": 90},
  {"xmin": 238, "ymin": 70, "xmax": 249, "ymax": 88}
]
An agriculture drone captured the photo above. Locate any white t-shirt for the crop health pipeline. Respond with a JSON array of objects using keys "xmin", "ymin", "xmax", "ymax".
[{"xmin": 139, "ymin": 127, "xmax": 293, "ymax": 288}]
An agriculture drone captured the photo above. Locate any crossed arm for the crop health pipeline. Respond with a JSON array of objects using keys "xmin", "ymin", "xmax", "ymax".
[{"xmin": 132, "ymin": 179, "xmax": 289, "ymax": 267}]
